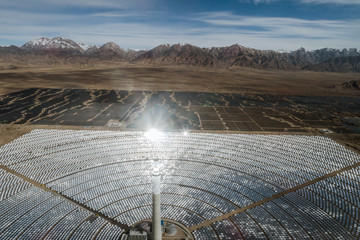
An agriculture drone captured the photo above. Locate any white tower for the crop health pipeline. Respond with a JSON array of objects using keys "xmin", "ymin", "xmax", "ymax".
[{"xmin": 152, "ymin": 160, "xmax": 162, "ymax": 240}]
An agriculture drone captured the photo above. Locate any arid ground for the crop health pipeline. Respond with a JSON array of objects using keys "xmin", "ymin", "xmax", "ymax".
[
  {"xmin": 1, "ymin": 63, "xmax": 359, "ymax": 152},
  {"xmin": 1, "ymin": 63, "xmax": 360, "ymax": 96}
]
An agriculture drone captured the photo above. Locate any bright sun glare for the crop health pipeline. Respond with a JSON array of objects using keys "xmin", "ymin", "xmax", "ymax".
[{"xmin": 144, "ymin": 128, "xmax": 164, "ymax": 142}]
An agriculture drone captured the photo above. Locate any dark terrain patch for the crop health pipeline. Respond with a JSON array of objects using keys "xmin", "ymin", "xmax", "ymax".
[{"xmin": 0, "ymin": 88, "xmax": 359, "ymax": 133}]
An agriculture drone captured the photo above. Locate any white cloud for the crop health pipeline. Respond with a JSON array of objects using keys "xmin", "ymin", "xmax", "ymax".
[
  {"xmin": 90, "ymin": 10, "xmax": 161, "ymax": 18},
  {"xmin": 91, "ymin": 12, "xmax": 142, "ymax": 18},
  {"xmin": 194, "ymin": 11, "xmax": 360, "ymax": 39},
  {"xmin": 239, "ymin": 0, "xmax": 360, "ymax": 4},
  {"xmin": 300, "ymin": 0, "xmax": 360, "ymax": 4},
  {"xmin": 0, "ymin": 9, "xmax": 359, "ymax": 51},
  {"xmin": 189, "ymin": 11, "xmax": 360, "ymax": 50},
  {"xmin": 0, "ymin": 0, "xmax": 159, "ymax": 10},
  {"xmin": 238, "ymin": 0, "xmax": 278, "ymax": 4}
]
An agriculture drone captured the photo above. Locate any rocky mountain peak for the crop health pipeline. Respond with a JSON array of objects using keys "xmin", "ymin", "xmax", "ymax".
[
  {"xmin": 3, "ymin": 37, "xmax": 360, "ymax": 72},
  {"xmin": 21, "ymin": 37, "xmax": 84, "ymax": 52},
  {"xmin": 21, "ymin": 37, "xmax": 51, "ymax": 50},
  {"xmin": 90, "ymin": 42, "xmax": 127, "ymax": 59},
  {"xmin": 100, "ymin": 42, "xmax": 121, "ymax": 51}
]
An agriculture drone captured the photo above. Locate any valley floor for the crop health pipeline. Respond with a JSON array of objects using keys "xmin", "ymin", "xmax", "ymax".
[{"xmin": 0, "ymin": 64, "xmax": 359, "ymax": 152}]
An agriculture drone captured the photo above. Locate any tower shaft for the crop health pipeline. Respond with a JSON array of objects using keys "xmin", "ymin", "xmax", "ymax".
[{"xmin": 152, "ymin": 174, "xmax": 161, "ymax": 240}]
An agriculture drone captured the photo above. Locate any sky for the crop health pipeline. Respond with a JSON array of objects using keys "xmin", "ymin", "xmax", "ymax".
[{"xmin": 0, "ymin": 0, "xmax": 360, "ymax": 51}]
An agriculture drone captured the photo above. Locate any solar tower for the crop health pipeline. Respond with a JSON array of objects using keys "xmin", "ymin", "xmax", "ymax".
[{"xmin": 152, "ymin": 159, "xmax": 162, "ymax": 240}]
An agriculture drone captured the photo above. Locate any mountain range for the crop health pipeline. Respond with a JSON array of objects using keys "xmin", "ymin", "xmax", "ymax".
[{"xmin": 1, "ymin": 37, "xmax": 360, "ymax": 72}]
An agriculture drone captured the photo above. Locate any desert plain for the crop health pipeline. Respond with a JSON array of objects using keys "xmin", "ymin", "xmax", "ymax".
[{"xmin": 0, "ymin": 62, "xmax": 359, "ymax": 153}]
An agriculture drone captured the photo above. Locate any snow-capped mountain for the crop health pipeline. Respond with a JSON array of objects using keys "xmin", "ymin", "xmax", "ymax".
[
  {"xmin": 78, "ymin": 42, "xmax": 93, "ymax": 51},
  {"xmin": 277, "ymin": 49, "xmax": 292, "ymax": 54},
  {"xmin": 22, "ymin": 37, "xmax": 51, "ymax": 49},
  {"xmin": 21, "ymin": 37, "xmax": 90, "ymax": 52},
  {"xmin": 3, "ymin": 37, "xmax": 359, "ymax": 72}
]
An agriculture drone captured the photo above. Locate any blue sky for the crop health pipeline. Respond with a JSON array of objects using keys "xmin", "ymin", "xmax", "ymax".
[{"xmin": 0, "ymin": 0, "xmax": 359, "ymax": 50}]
